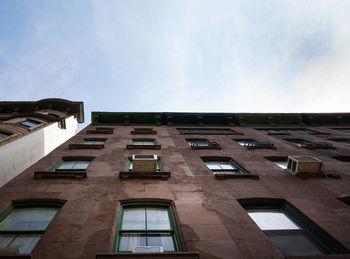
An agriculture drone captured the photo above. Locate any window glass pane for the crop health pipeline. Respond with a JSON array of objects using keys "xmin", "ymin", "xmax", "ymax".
[
  {"xmin": 57, "ymin": 161, "xmax": 75, "ymax": 170},
  {"xmin": 133, "ymin": 141, "xmax": 154, "ymax": 145},
  {"xmin": 218, "ymin": 161, "xmax": 236, "ymax": 170},
  {"xmin": 72, "ymin": 161, "xmax": 90, "ymax": 170},
  {"xmin": 146, "ymin": 208, "xmax": 171, "ymax": 230},
  {"xmin": 11, "ymin": 234, "xmax": 41, "ymax": 254},
  {"xmin": 0, "ymin": 208, "xmax": 58, "ymax": 231},
  {"xmin": 122, "ymin": 208, "xmax": 146, "ymax": 230},
  {"xmin": 119, "ymin": 233, "xmax": 147, "ymax": 252},
  {"xmin": 266, "ymin": 231, "xmax": 327, "ymax": 256},
  {"xmin": 205, "ymin": 161, "xmax": 221, "ymax": 170},
  {"xmin": 83, "ymin": 141, "xmax": 105, "ymax": 145},
  {"xmin": 20, "ymin": 120, "xmax": 39, "ymax": 127},
  {"xmin": 188, "ymin": 140, "xmax": 208, "ymax": 146},
  {"xmin": 248, "ymin": 210, "xmax": 300, "ymax": 230},
  {"xmin": 148, "ymin": 233, "xmax": 175, "ymax": 251},
  {"xmin": 275, "ymin": 161, "xmax": 287, "ymax": 170}
]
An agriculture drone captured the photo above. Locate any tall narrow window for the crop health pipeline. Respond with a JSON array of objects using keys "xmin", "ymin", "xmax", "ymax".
[
  {"xmin": 0, "ymin": 204, "xmax": 61, "ymax": 254},
  {"xmin": 114, "ymin": 204, "xmax": 182, "ymax": 253},
  {"xmin": 241, "ymin": 201, "xmax": 348, "ymax": 256}
]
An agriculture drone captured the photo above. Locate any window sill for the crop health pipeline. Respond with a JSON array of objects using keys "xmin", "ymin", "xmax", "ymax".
[
  {"xmin": 87, "ymin": 130, "xmax": 113, "ymax": 134},
  {"xmin": 96, "ymin": 252, "xmax": 199, "ymax": 259},
  {"xmin": 214, "ymin": 173, "xmax": 259, "ymax": 180},
  {"xmin": 191, "ymin": 146, "xmax": 221, "ymax": 150},
  {"xmin": 119, "ymin": 171, "xmax": 170, "ymax": 180},
  {"xmin": 295, "ymin": 172, "xmax": 341, "ymax": 179},
  {"xmin": 131, "ymin": 130, "xmax": 157, "ymax": 134},
  {"xmin": 34, "ymin": 170, "xmax": 87, "ymax": 179},
  {"xmin": 245, "ymin": 146, "xmax": 276, "ymax": 150},
  {"xmin": 69, "ymin": 144, "xmax": 104, "ymax": 149},
  {"xmin": 127, "ymin": 145, "xmax": 161, "ymax": 150}
]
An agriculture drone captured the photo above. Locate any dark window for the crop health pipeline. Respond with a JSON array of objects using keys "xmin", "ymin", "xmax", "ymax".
[
  {"xmin": 329, "ymin": 138, "xmax": 350, "ymax": 147},
  {"xmin": 113, "ymin": 203, "xmax": 183, "ymax": 252},
  {"xmin": 333, "ymin": 156, "xmax": 350, "ymax": 165}
]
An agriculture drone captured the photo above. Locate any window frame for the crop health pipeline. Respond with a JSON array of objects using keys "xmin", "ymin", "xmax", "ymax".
[
  {"xmin": 0, "ymin": 202, "xmax": 62, "ymax": 254},
  {"xmin": 127, "ymin": 138, "xmax": 161, "ymax": 150},
  {"xmin": 52, "ymin": 159, "xmax": 93, "ymax": 172},
  {"xmin": 239, "ymin": 199, "xmax": 349, "ymax": 256},
  {"xmin": 113, "ymin": 203, "xmax": 183, "ymax": 253},
  {"xmin": 186, "ymin": 138, "xmax": 220, "ymax": 149}
]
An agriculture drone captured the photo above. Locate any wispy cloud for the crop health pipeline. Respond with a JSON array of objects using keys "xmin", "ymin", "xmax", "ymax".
[{"xmin": 1, "ymin": 0, "xmax": 349, "ymax": 123}]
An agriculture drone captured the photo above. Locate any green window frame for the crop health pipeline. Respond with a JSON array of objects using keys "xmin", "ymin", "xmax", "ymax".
[
  {"xmin": 113, "ymin": 203, "xmax": 183, "ymax": 253},
  {"xmin": 241, "ymin": 202, "xmax": 348, "ymax": 256},
  {"xmin": 81, "ymin": 139, "xmax": 106, "ymax": 145},
  {"xmin": 52, "ymin": 158, "xmax": 93, "ymax": 171},
  {"xmin": 0, "ymin": 202, "xmax": 62, "ymax": 254},
  {"xmin": 203, "ymin": 158, "xmax": 248, "ymax": 175},
  {"xmin": 132, "ymin": 139, "xmax": 156, "ymax": 146},
  {"xmin": 127, "ymin": 159, "xmax": 163, "ymax": 172}
]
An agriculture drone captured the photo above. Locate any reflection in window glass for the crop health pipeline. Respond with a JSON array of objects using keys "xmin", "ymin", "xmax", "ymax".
[
  {"xmin": 0, "ymin": 206, "xmax": 60, "ymax": 254},
  {"xmin": 247, "ymin": 210, "xmax": 300, "ymax": 230},
  {"xmin": 115, "ymin": 205, "xmax": 179, "ymax": 252},
  {"xmin": 19, "ymin": 120, "xmax": 39, "ymax": 128},
  {"xmin": 56, "ymin": 161, "xmax": 91, "ymax": 170},
  {"xmin": 0, "ymin": 132, "xmax": 10, "ymax": 139}
]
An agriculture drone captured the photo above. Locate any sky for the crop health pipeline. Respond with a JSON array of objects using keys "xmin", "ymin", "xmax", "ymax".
[{"xmin": 0, "ymin": 0, "xmax": 350, "ymax": 128}]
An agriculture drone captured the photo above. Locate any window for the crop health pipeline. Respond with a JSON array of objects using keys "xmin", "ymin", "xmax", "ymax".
[
  {"xmin": 329, "ymin": 138, "xmax": 350, "ymax": 146},
  {"xmin": 18, "ymin": 120, "xmax": 40, "ymax": 128},
  {"xmin": 0, "ymin": 132, "xmax": 10, "ymax": 140},
  {"xmin": 132, "ymin": 140, "xmax": 155, "ymax": 146},
  {"xmin": 177, "ymin": 128, "xmax": 238, "ymax": 135},
  {"xmin": 113, "ymin": 204, "xmax": 182, "ymax": 253},
  {"xmin": 332, "ymin": 128, "xmax": 350, "ymax": 134},
  {"xmin": 258, "ymin": 128, "xmax": 314, "ymax": 135},
  {"xmin": 81, "ymin": 140, "xmax": 106, "ymax": 145},
  {"xmin": 203, "ymin": 159, "xmax": 247, "ymax": 175},
  {"xmin": 284, "ymin": 138, "xmax": 305, "ymax": 147},
  {"xmin": 234, "ymin": 139, "xmax": 274, "ymax": 149},
  {"xmin": 0, "ymin": 204, "xmax": 61, "ymax": 254},
  {"xmin": 266, "ymin": 157, "xmax": 288, "ymax": 170},
  {"xmin": 187, "ymin": 139, "xmax": 220, "ymax": 149},
  {"xmin": 35, "ymin": 157, "xmax": 94, "ymax": 179},
  {"xmin": 54, "ymin": 161, "xmax": 91, "ymax": 171},
  {"xmin": 285, "ymin": 139, "xmax": 334, "ymax": 149},
  {"xmin": 333, "ymin": 156, "xmax": 350, "ymax": 165},
  {"xmin": 87, "ymin": 127, "xmax": 114, "ymax": 134},
  {"xmin": 241, "ymin": 202, "xmax": 348, "ymax": 256}
]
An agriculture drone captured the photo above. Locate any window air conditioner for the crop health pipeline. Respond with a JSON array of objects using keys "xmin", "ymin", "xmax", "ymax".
[
  {"xmin": 133, "ymin": 246, "xmax": 163, "ymax": 253},
  {"xmin": 286, "ymin": 156, "xmax": 322, "ymax": 175},
  {"xmin": 132, "ymin": 154, "xmax": 158, "ymax": 172}
]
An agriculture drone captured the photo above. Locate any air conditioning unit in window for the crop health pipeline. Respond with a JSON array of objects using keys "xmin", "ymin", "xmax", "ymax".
[
  {"xmin": 133, "ymin": 246, "xmax": 163, "ymax": 253},
  {"xmin": 286, "ymin": 156, "xmax": 322, "ymax": 175},
  {"xmin": 132, "ymin": 154, "xmax": 158, "ymax": 172}
]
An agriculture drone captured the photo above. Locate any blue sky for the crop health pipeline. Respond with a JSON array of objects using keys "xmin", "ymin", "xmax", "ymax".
[{"xmin": 0, "ymin": 0, "xmax": 349, "ymax": 128}]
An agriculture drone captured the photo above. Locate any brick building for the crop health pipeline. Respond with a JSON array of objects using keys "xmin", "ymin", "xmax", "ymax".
[
  {"xmin": 0, "ymin": 112, "xmax": 350, "ymax": 259},
  {"xmin": 0, "ymin": 98, "xmax": 84, "ymax": 188}
]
